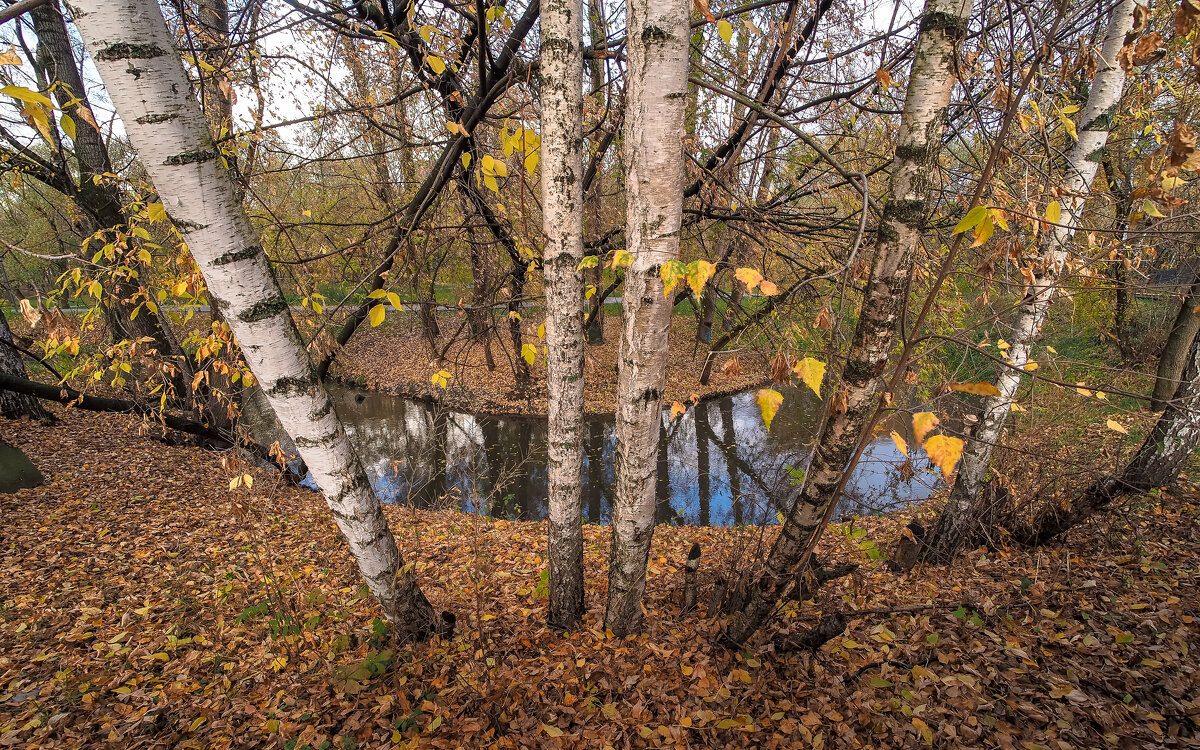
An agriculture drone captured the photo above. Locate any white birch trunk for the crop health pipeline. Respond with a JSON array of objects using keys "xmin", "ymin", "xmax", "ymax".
[
  {"xmin": 69, "ymin": 0, "xmax": 441, "ymax": 638},
  {"xmin": 541, "ymin": 0, "xmax": 587, "ymax": 629},
  {"xmin": 603, "ymin": 0, "xmax": 690, "ymax": 636},
  {"xmin": 725, "ymin": 0, "xmax": 973, "ymax": 645},
  {"xmin": 928, "ymin": 0, "xmax": 1137, "ymax": 559}
]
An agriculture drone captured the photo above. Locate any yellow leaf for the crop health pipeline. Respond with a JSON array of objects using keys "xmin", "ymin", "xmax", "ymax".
[
  {"xmin": 610, "ymin": 249, "xmax": 633, "ymax": 269},
  {"xmin": 386, "ymin": 291, "xmax": 404, "ymax": 310},
  {"xmin": 461, "ymin": 152, "xmax": 472, "ymax": 170},
  {"xmin": 671, "ymin": 401, "xmax": 686, "ymax": 420},
  {"xmin": 0, "ymin": 48, "xmax": 21, "ymax": 66},
  {"xmin": 1023, "ymin": 362, "xmax": 1039, "ymax": 371},
  {"xmin": 189, "ymin": 717, "xmax": 206, "ymax": 732},
  {"xmin": 1106, "ymin": 419, "xmax": 1128, "ymax": 434},
  {"xmin": 793, "ymin": 357, "xmax": 825, "ymax": 397},
  {"xmin": 890, "ymin": 430, "xmax": 908, "ymax": 456},
  {"xmin": 912, "ymin": 411, "xmax": 940, "ymax": 445},
  {"xmin": 483, "ymin": 173, "xmax": 499, "ymax": 193},
  {"xmin": 1045, "ymin": 345, "xmax": 1057, "ymax": 355},
  {"xmin": 997, "ymin": 338, "xmax": 1010, "ymax": 350},
  {"xmin": 577, "ymin": 255, "xmax": 599, "ymax": 270},
  {"xmin": 912, "ymin": 716, "xmax": 933, "ymax": 744},
  {"xmin": 681, "ymin": 664, "xmax": 694, "ymax": 676},
  {"xmin": 686, "ymin": 259, "xmax": 716, "ymax": 298},
  {"xmin": 1075, "ymin": 384, "xmax": 1092, "ymax": 397},
  {"xmin": 242, "ymin": 473, "xmax": 253, "ymax": 488},
  {"xmin": 949, "ymin": 381, "xmax": 1001, "ymax": 396},
  {"xmin": 147, "ymin": 202, "xmax": 168, "ymax": 223},
  {"xmin": 717, "ymin": 19, "xmax": 733, "ymax": 44},
  {"xmin": 265, "ymin": 719, "xmax": 280, "ymax": 733},
  {"xmin": 1, "ymin": 84, "xmax": 53, "ymax": 109},
  {"xmin": 970, "ymin": 214, "xmax": 995, "ymax": 247},
  {"xmin": 59, "ymin": 113, "xmax": 76, "ymax": 140},
  {"xmin": 759, "ymin": 280, "xmax": 779, "ymax": 295},
  {"xmin": 537, "ymin": 322, "xmax": 546, "ymax": 339},
  {"xmin": 660, "ymin": 259, "xmax": 687, "ymax": 297},
  {"xmin": 369, "ymin": 304, "xmax": 386, "ymax": 327},
  {"xmin": 521, "ymin": 343, "xmax": 537, "ymax": 366},
  {"xmin": 541, "ymin": 724, "xmax": 563, "ymax": 737},
  {"xmin": 1142, "ymin": 199, "xmax": 1165, "ymax": 218},
  {"xmin": 427, "ymin": 55, "xmax": 446, "ymax": 74},
  {"xmin": 1161, "ymin": 176, "xmax": 1184, "ymax": 191},
  {"xmin": 923, "ymin": 434, "xmax": 964, "ymax": 479},
  {"xmin": 1056, "ymin": 109, "xmax": 1078, "ymax": 140},
  {"xmin": 524, "ymin": 149, "xmax": 540, "ymax": 176},
  {"xmin": 1045, "ymin": 200, "xmax": 1062, "ymax": 224},
  {"xmin": 756, "ymin": 388, "xmax": 783, "ymax": 431},
  {"xmin": 734, "ymin": 267, "xmax": 763, "ymax": 290},
  {"xmin": 953, "ymin": 206, "xmax": 988, "ymax": 235}
]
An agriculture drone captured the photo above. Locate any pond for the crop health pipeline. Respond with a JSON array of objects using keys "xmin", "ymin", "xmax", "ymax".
[{"xmin": 259, "ymin": 384, "xmax": 944, "ymax": 527}]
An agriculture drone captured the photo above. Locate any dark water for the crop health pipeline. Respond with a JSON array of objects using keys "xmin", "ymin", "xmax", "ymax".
[{"xmin": 278, "ymin": 384, "xmax": 943, "ymax": 527}]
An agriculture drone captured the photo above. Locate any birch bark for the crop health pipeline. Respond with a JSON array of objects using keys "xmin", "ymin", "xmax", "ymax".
[
  {"xmin": 541, "ymin": 0, "xmax": 586, "ymax": 628},
  {"xmin": 724, "ymin": 0, "xmax": 973, "ymax": 645},
  {"xmin": 603, "ymin": 0, "xmax": 689, "ymax": 636},
  {"xmin": 0, "ymin": 309, "xmax": 48, "ymax": 420},
  {"xmin": 926, "ymin": 0, "xmax": 1137, "ymax": 560},
  {"xmin": 70, "ymin": 0, "xmax": 441, "ymax": 638}
]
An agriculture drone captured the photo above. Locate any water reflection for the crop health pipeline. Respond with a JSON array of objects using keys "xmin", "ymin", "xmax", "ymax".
[{"xmin": 292, "ymin": 385, "xmax": 942, "ymax": 526}]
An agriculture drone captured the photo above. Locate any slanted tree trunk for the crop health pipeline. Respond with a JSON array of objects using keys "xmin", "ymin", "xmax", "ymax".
[
  {"xmin": 1023, "ymin": 325, "xmax": 1200, "ymax": 545},
  {"xmin": 1151, "ymin": 276, "xmax": 1200, "ymax": 410},
  {"xmin": 73, "ymin": 0, "xmax": 442, "ymax": 638},
  {"xmin": 0, "ymin": 309, "xmax": 49, "ymax": 420},
  {"xmin": 925, "ymin": 0, "xmax": 1136, "ymax": 561},
  {"xmin": 723, "ymin": 0, "xmax": 974, "ymax": 646},
  {"xmin": 541, "ymin": 0, "xmax": 586, "ymax": 629},
  {"xmin": 603, "ymin": 0, "xmax": 689, "ymax": 637}
]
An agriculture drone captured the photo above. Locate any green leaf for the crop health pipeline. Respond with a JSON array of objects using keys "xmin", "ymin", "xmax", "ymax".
[
  {"xmin": 577, "ymin": 255, "xmax": 599, "ymax": 270},
  {"xmin": 869, "ymin": 677, "xmax": 894, "ymax": 688}
]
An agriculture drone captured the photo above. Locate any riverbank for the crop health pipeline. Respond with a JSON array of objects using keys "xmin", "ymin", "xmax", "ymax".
[
  {"xmin": 2, "ymin": 408, "xmax": 1196, "ymax": 748},
  {"xmin": 330, "ymin": 312, "xmax": 773, "ymax": 416}
]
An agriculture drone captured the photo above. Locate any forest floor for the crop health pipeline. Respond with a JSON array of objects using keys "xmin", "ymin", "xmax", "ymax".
[
  {"xmin": 2, "ymin": 408, "xmax": 1198, "ymax": 749},
  {"xmin": 330, "ymin": 312, "xmax": 772, "ymax": 415}
]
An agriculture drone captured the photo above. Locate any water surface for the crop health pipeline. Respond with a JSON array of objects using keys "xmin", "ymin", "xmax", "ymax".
[{"xmin": 282, "ymin": 384, "xmax": 943, "ymax": 526}]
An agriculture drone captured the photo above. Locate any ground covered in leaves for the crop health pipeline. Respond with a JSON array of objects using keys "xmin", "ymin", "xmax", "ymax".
[
  {"xmin": 2, "ymin": 410, "xmax": 1198, "ymax": 748},
  {"xmin": 330, "ymin": 312, "xmax": 771, "ymax": 415}
]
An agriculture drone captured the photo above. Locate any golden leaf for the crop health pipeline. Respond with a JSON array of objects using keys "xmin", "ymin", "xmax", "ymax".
[
  {"xmin": 1106, "ymin": 419, "xmax": 1128, "ymax": 434},
  {"xmin": 923, "ymin": 434, "xmax": 964, "ymax": 479},
  {"xmin": 756, "ymin": 388, "xmax": 783, "ymax": 431},
  {"xmin": 734, "ymin": 267, "xmax": 763, "ymax": 290},
  {"xmin": 890, "ymin": 430, "xmax": 908, "ymax": 457},
  {"xmin": 912, "ymin": 412, "xmax": 940, "ymax": 445},
  {"xmin": 949, "ymin": 381, "xmax": 1001, "ymax": 396},
  {"xmin": 793, "ymin": 357, "xmax": 825, "ymax": 398},
  {"xmin": 670, "ymin": 401, "xmax": 686, "ymax": 420}
]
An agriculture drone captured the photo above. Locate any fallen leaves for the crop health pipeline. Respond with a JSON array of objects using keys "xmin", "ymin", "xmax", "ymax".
[{"xmin": 1, "ymin": 409, "xmax": 1197, "ymax": 749}]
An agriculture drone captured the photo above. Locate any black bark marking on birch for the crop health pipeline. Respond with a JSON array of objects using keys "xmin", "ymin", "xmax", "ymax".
[
  {"xmin": 918, "ymin": 10, "xmax": 968, "ymax": 39},
  {"xmin": 310, "ymin": 397, "xmax": 333, "ymax": 420},
  {"xmin": 268, "ymin": 373, "xmax": 317, "ymax": 398},
  {"xmin": 883, "ymin": 198, "xmax": 927, "ymax": 229},
  {"xmin": 135, "ymin": 112, "xmax": 179, "ymax": 124},
  {"xmin": 168, "ymin": 215, "xmax": 209, "ymax": 232},
  {"xmin": 165, "ymin": 149, "xmax": 218, "ymax": 166},
  {"xmin": 237, "ymin": 295, "xmax": 288, "ymax": 323},
  {"xmin": 641, "ymin": 25, "xmax": 670, "ymax": 44},
  {"xmin": 212, "ymin": 244, "xmax": 264, "ymax": 266},
  {"xmin": 96, "ymin": 42, "xmax": 166, "ymax": 61}
]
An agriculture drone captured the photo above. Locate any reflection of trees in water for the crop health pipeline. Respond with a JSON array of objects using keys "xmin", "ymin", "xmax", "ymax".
[{"xmin": 318, "ymin": 384, "xmax": 941, "ymax": 526}]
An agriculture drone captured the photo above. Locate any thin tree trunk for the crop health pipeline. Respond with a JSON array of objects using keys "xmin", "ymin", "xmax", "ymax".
[
  {"xmin": 603, "ymin": 0, "xmax": 689, "ymax": 637},
  {"xmin": 72, "ymin": 0, "xmax": 443, "ymax": 638},
  {"xmin": 723, "ymin": 0, "xmax": 973, "ymax": 645},
  {"xmin": 31, "ymin": 0, "xmax": 191, "ymax": 400},
  {"xmin": 0, "ymin": 309, "xmax": 48, "ymax": 420},
  {"xmin": 925, "ymin": 0, "xmax": 1136, "ymax": 561},
  {"xmin": 1023, "ymin": 324, "xmax": 1200, "ymax": 545},
  {"xmin": 1151, "ymin": 277, "xmax": 1200, "ymax": 410},
  {"xmin": 584, "ymin": 0, "xmax": 607, "ymax": 345},
  {"xmin": 541, "ymin": 0, "xmax": 586, "ymax": 629}
]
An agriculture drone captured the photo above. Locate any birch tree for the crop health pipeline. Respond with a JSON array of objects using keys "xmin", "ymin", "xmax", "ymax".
[
  {"xmin": 724, "ymin": 0, "xmax": 974, "ymax": 645},
  {"xmin": 0, "ymin": 308, "xmax": 47, "ymax": 420},
  {"xmin": 541, "ymin": 0, "xmax": 586, "ymax": 628},
  {"xmin": 69, "ymin": 0, "xmax": 444, "ymax": 639},
  {"xmin": 924, "ymin": 0, "xmax": 1138, "ymax": 561},
  {"xmin": 1022, "ymin": 327, "xmax": 1200, "ymax": 545},
  {"xmin": 604, "ymin": 0, "xmax": 689, "ymax": 637}
]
